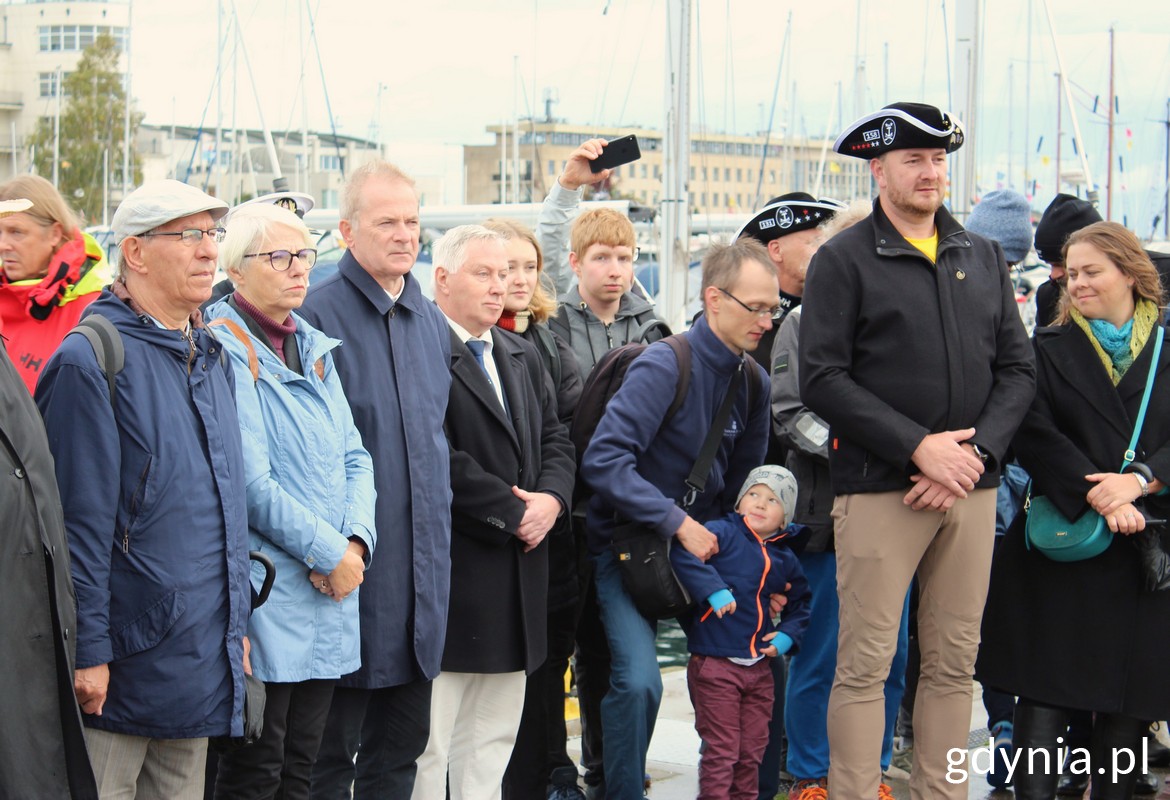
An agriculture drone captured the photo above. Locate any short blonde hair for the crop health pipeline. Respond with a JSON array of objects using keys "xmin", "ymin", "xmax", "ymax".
[
  {"xmin": 700, "ymin": 238, "xmax": 772, "ymax": 309},
  {"xmin": 220, "ymin": 203, "xmax": 313, "ymax": 277},
  {"xmin": 570, "ymin": 207, "xmax": 635, "ymax": 258},
  {"xmin": 819, "ymin": 200, "xmax": 870, "ymax": 241},
  {"xmin": 482, "ymin": 218, "xmax": 557, "ymax": 323},
  {"xmin": 341, "ymin": 160, "xmax": 416, "ymax": 224}
]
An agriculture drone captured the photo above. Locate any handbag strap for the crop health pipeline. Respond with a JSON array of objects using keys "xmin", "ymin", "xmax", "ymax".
[
  {"xmin": 682, "ymin": 361, "xmax": 747, "ymax": 510},
  {"xmin": 1121, "ymin": 326, "xmax": 1164, "ymax": 470}
]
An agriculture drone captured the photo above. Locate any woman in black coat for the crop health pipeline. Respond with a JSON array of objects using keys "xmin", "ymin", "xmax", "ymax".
[{"xmin": 978, "ymin": 222, "xmax": 1170, "ymax": 800}]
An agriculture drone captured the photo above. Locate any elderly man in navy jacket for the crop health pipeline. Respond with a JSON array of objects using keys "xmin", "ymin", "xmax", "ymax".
[
  {"xmin": 300, "ymin": 161, "xmax": 454, "ymax": 800},
  {"xmin": 581, "ymin": 238, "xmax": 777, "ymax": 799},
  {"xmin": 410, "ymin": 224, "xmax": 574, "ymax": 799},
  {"xmin": 36, "ymin": 180, "xmax": 251, "ymax": 799}
]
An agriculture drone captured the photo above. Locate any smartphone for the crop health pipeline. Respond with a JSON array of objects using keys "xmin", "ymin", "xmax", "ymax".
[{"xmin": 591, "ymin": 134, "xmax": 642, "ymax": 173}]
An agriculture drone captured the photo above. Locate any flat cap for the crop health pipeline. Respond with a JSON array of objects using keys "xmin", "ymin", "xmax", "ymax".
[
  {"xmin": 112, "ymin": 180, "xmax": 228, "ymax": 244},
  {"xmin": 834, "ymin": 102, "xmax": 964, "ymax": 159}
]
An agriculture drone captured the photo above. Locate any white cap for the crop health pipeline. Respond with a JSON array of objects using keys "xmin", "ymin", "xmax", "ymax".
[
  {"xmin": 112, "ymin": 180, "xmax": 228, "ymax": 244},
  {"xmin": 0, "ymin": 198, "xmax": 33, "ymax": 218},
  {"xmin": 231, "ymin": 191, "xmax": 315, "ymax": 218}
]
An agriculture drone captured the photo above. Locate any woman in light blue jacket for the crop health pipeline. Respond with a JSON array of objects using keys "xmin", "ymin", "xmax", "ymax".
[{"xmin": 205, "ymin": 202, "xmax": 376, "ymax": 800}]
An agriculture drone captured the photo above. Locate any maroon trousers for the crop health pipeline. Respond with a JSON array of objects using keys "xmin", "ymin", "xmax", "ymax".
[{"xmin": 687, "ymin": 654, "xmax": 775, "ymax": 800}]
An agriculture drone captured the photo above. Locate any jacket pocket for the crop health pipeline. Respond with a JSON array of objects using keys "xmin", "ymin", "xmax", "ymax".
[
  {"xmin": 109, "ymin": 589, "xmax": 186, "ymax": 660},
  {"xmin": 120, "ymin": 454, "xmax": 154, "ymax": 553}
]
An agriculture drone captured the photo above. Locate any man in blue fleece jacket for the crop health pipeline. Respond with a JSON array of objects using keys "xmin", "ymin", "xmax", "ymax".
[{"xmin": 579, "ymin": 238, "xmax": 776, "ymax": 799}]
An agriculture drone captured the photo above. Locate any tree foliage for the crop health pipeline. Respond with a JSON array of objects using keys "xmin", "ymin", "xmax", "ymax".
[{"xmin": 28, "ymin": 33, "xmax": 143, "ymax": 223}]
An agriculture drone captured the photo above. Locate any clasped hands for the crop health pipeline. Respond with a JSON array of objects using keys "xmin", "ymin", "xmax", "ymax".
[
  {"xmin": 309, "ymin": 539, "xmax": 367, "ymax": 601},
  {"xmin": 904, "ymin": 428, "xmax": 985, "ymax": 511},
  {"xmin": 1086, "ymin": 472, "xmax": 1147, "ymax": 535}
]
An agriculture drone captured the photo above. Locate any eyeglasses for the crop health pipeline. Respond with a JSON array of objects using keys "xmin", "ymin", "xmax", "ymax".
[
  {"xmin": 243, "ymin": 248, "xmax": 318, "ymax": 271},
  {"xmin": 138, "ymin": 227, "xmax": 226, "ymax": 245},
  {"xmin": 719, "ymin": 287, "xmax": 782, "ymax": 319}
]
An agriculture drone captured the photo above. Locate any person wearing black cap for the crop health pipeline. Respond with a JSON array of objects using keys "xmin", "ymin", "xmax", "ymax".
[
  {"xmin": 1033, "ymin": 194, "xmax": 1103, "ymax": 328},
  {"xmin": 735, "ymin": 194, "xmax": 844, "ymax": 376},
  {"xmin": 1034, "ymin": 194, "xmax": 1170, "ymax": 331},
  {"xmin": 799, "ymin": 102, "xmax": 1036, "ymax": 800}
]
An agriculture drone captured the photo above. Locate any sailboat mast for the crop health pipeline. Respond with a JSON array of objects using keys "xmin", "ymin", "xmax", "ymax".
[
  {"xmin": 661, "ymin": 0, "xmax": 691, "ymax": 330},
  {"xmin": 1107, "ymin": 25, "xmax": 1114, "ymax": 220}
]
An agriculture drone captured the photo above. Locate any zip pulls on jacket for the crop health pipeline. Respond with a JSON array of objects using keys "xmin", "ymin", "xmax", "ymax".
[{"xmin": 697, "ymin": 521, "xmax": 789, "ymax": 659}]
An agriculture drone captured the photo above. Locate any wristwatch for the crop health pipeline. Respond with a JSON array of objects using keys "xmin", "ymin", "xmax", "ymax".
[{"xmin": 971, "ymin": 444, "xmax": 990, "ymax": 464}]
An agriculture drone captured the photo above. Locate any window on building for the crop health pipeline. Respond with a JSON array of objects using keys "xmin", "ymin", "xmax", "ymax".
[
  {"xmin": 640, "ymin": 164, "xmax": 647, "ymax": 178},
  {"xmin": 38, "ymin": 72, "xmax": 71, "ymax": 98},
  {"xmin": 39, "ymin": 25, "xmax": 128, "ymax": 52},
  {"xmin": 653, "ymin": 165, "xmax": 661, "ymax": 179},
  {"xmin": 690, "ymin": 167, "xmax": 695, "ymax": 180},
  {"xmin": 320, "ymin": 154, "xmax": 342, "ymax": 172},
  {"xmin": 548, "ymin": 160, "xmax": 555, "ymax": 177},
  {"xmin": 736, "ymin": 168, "xmax": 742, "ymax": 181},
  {"xmin": 724, "ymin": 168, "xmax": 731, "ymax": 182}
]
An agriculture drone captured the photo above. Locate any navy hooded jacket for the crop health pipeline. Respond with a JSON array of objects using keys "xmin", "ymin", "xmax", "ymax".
[{"xmin": 36, "ymin": 289, "xmax": 251, "ymax": 738}]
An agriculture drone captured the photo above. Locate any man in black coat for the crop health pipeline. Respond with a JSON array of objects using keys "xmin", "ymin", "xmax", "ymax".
[
  {"xmin": 413, "ymin": 224, "xmax": 575, "ymax": 800},
  {"xmin": 0, "ymin": 331, "xmax": 97, "ymax": 799}
]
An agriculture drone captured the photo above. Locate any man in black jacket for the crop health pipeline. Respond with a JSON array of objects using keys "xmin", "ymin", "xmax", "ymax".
[
  {"xmin": 799, "ymin": 102, "xmax": 1035, "ymax": 800},
  {"xmin": 414, "ymin": 224, "xmax": 575, "ymax": 800}
]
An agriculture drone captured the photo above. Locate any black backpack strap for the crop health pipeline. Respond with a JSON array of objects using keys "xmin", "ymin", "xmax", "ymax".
[
  {"xmin": 683, "ymin": 361, "xmax": 745, "ymax": 510},
  {"xmin": 548, "ymin": 304, "xmax": 572, "ymax": 343},
  {"xmin": 70, "ymin": 315, "xmax": 124, "ymax": 406},
  {"xmin": 532, "ymin": 324, "xmax": 563, "ymax": 390},
  {"xmin": 662, "ymin": 335, "xmax": 690, "ymax": 425},
  {"xmin": 631, "ymin": 312, "xmax": 672, "ymax": 344}
]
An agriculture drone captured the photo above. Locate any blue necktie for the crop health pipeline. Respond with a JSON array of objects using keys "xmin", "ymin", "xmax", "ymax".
[{"xmin": 465, "ymin": 339, "xmax": 490, "ymax": 381}]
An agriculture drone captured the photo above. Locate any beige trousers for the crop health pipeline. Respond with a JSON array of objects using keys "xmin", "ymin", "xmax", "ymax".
[
  {"xmin": 84, "ymin": 727, "xmax": 207, "ymax": 800},
  {"xmin": 826, "ymin": 489, "xmax": 995, "ymax": 800},
  {"xmin": 411, "ymin": 670, "xmax": 527, "ymax": 800}
]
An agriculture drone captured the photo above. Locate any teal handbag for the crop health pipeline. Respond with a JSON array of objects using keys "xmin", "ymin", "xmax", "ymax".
[{"xmin": 1024, "ymin": 327, "xmax": 1163, "ymax": 561}]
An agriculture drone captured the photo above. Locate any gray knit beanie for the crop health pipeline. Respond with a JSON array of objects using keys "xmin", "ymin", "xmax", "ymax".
[
  {"xmin": 966, "ymin": 190, "xmax": 1034, "ymax": 264},
  {"xmin": 736, "ymin": 465, "xmax": 798, "ymax": 526}
]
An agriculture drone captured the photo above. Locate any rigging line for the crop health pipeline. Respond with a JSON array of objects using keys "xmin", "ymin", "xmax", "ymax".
[
  {"xmin": 695, "ymin": 0, "xmax": 714, "ymax": 233},
  {"xmin": 304, "ymin": 0, "xmax": 345, "ymax": 177},
  {"xmin": 941, "ymin": 0, "xmax": 952, "ymax": 114},
  {"xmin": 752, "ymin": 11, "xmax": 791, "ymax": 210},
  {"xmin": 615, "ymin": 0, "xmax": 659, "ymax": 125},
  {"xmin": 185, "ymin": 4, "xmax": 233, "ymax": 185},
  {"xmin": 919, "ymin": 0, "xmax": 930, "ymax": 99},
  {"xmin": 278, "ymin": 0, "xmax": 319, "ymax": 142},
  {"xmin": 592, "ymin": 0, "xmax": 632, "ymax": 127}
]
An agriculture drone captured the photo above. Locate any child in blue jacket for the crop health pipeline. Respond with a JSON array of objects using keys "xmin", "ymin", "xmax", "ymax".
[{"xmin": 671, "ymin": 465, "xmax": 812, "ymax": 800}]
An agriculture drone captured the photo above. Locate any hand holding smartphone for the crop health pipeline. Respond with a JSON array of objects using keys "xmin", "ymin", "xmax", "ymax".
[{"xmin": 590, "ymin": 134, "xmax": 642, "ymax": 174}]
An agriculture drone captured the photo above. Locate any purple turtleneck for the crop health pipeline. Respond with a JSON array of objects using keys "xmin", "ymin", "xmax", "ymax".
[{"xmin": 233, "ymin": 291, "xmax": 297, "ymax": 363}]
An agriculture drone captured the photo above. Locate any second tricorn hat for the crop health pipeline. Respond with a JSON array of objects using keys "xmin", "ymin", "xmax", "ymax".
[
  {"xmin": 735, "ymin": 192, "xmax": 846, "ymax": 245},
  {"xmin": 834, "ymin": 102, "xmax": 964, "ymax": 159}
]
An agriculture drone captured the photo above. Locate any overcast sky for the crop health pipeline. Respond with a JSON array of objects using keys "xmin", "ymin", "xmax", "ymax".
[{"xmin": 126, "ymin": 0, "xmax": 1170, "ymax": 232}]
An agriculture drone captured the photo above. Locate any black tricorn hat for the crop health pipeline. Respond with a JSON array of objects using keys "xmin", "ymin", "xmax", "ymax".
[
  {"xmin": 735, "ymin": 192, "xmax": 846, "ymax": 244},
  {"xmin": 833, "ymin": 102, "xmax": 964, "ymax": 159}
]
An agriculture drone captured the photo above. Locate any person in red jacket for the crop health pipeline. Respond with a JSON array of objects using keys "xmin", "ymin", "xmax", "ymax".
[{"xmin": 0, "ymin": 175, "xmax": 111, "ymax": 393}]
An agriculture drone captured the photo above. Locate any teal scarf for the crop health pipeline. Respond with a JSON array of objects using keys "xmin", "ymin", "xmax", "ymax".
[{"xmin": 1088, "ymin": 317, "xmax": 1136, "ymax": 376}]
